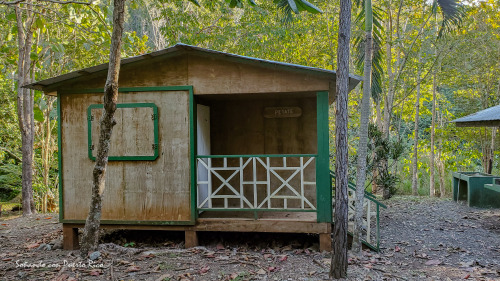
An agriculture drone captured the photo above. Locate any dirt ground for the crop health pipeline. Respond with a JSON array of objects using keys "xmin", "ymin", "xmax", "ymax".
[{"xmin": 0, "ymin": 196, "xmax": 499, "ymax": 280}]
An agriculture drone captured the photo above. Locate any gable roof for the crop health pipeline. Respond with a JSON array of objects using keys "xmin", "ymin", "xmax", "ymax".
[
  {"xmin": 24, "ymin": 43, "xmax": 361, "ymax": 91},
  {"xmin": 452, "ymin": 104, "xmax": 500, "ymax": 127}
]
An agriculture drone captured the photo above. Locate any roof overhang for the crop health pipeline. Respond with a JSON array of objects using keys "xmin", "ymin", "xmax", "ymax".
[{"xmin": 452, "ymin": 104, "xmax": 500, "ymax": 127}]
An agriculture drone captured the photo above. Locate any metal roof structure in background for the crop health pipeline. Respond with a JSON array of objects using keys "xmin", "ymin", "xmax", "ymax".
[
  {"xmin": 452, "ymin": 104, "xmax": 500, "ymax": 127},
  {"xmin": 24, "ymin": 43, "xmax": 362, "ymax": 91}
]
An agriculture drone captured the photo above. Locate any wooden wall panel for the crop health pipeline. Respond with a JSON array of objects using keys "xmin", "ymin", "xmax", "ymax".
[
  {"xmin": 188, "ymin": 54, "xmax": 330, "ymax": 95},
  {"xmin": 61, "ymin": 91, "xmax": 191, "ymax": 221},
  {"xmin": 52, "ymin": 55, "xmax": 189, "ymax": 91},
  {"xmin": 90, "ymin": 106, "xmax": 155, "ymax": 158},
  {"xmin": 210, "ymin": 96, "xmax": 317, "ymax": 155}
]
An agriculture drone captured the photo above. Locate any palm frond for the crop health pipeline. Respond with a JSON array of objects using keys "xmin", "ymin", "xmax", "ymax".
[
  {"xmin": 273, "ymin": 0, "xmax": 322, "ymax": 23},
  {"xmin": 433, "ymin": 0, "xmax": 466, "ymax": 38}
]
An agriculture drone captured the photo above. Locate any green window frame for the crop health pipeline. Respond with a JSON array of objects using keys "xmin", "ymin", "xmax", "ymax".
[{"xmin": 87, "ymin": 103, "xmax": 159, "ymax": 161}]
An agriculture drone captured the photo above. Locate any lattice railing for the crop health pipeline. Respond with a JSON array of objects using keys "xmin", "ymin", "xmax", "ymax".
[
  {"xmin": 197, "ymin": 155, "xmax": 317, "ymax": 211},
  {"xmin": 330, "ymin": 171, "xmax": 386, "ymax": 251}
]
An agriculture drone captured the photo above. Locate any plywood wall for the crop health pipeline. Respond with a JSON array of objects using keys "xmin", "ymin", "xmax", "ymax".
[
  {"xmin": 187, "ymin": 54, "xmax": 330, "ymax": 95},
  {"xmin": 60, "ymin": 91, "xmax": 191, "ymax": 221},
  {"xmin": 209, "ymin": 96, "xmax": 317, "ymax": 155}
]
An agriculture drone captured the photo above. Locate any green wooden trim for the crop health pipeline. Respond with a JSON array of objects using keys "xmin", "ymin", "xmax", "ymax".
[
  {"xmin": 316, "ymin": 91, "xmax": 331, "ymax": 223},
  {"xmin": 57, "ymin": 93, "xmax": 64, "ymax": 222},
  {"xmin": 61, "ymin": 219, "xmax": 194, "ymax": 225},
  {"xmin": 197, "ymin": 154, "xmax": 318, "ymax": 158},
  {"xmin": 376, "ymin": 204, "xmax": 380, "ymax": 251},
  {"xmin": 59, "ymin": 86, "xmax": 195, "ymax": 95},
  {"xmin": 87, "ymin": 103, "xmax": 159, "ymax": 161},
  {"xmin": 189, "ymin": 87, "xmax": 197, "ymax": 223},
  {"xmin": 198, "ymin": 208, "xmax": 317, "ymax": 212}
]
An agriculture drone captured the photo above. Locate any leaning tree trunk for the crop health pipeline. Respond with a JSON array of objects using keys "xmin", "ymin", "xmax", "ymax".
[
  {"xmin": 330, "ymin": 0, "xmax": 352, "ymax": 278},
  {"xmin": 352, "ymin": 0, "xmax": 373, "ymax": 255},
  {"xmin": 80, "ymin": 0, "xmax": 126, "ymax": 258},
  {"xmin": 15, "ymin": 3, "xmax": 36, "ymax": 216},
  {"xmin": 411, "ymin": 53, "xmax": 423, "ymax": 196}
]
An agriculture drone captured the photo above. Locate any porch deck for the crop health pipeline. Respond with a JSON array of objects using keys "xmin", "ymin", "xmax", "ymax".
[{"xmin": 198, "ymin": 211, "xmax": 316, "ymax": 221}]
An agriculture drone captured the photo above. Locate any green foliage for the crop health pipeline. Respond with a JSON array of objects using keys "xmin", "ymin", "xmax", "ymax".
[
  {"xmin": 0, "ymin": 163, "xmax": 21, "ymax": 201},
  {"xmin": 123, "ymin": 241, "xmax": 136, "ymax": 247}
]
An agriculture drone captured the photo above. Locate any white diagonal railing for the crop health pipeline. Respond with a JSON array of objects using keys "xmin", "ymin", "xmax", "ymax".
[
  {"xmin": 197, "ymin": 155, "xmax": 317, "ymax": 211},
  {"xmin": 330, "ymin": 171, "xmax": 387, "ymax": 251}
]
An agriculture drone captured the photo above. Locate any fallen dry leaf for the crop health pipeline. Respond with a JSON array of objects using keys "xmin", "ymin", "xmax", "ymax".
[
  {"xmin": 155, "ymin": 274, "xmax": 172, "ymax": 281},
  {"xmin": 425, "ymin": 259, "xmax": 442, "ymax": 266},
  {"xmin": 278, "ymin": 255, "xmax": 288, "ymax": 262},
  {"xmin": 125, "ymin": 265, "xmax": 141, "ymax": 272},
  {"xmin": 89, "ymin": 269, "xmax": 101, "ymax": 276},
  {"xmin": 53, "ymin": 273, "xmax": 69, "ymax": 281},
  {"xmin": 26, "ymin": 243, "xmax": 40, "ymax": 249},
  {"xmin": 257, "ymin": 269, "xmax": 266, "ymax": 275},
  {"xmin": 204, "ymin": 252, "xmax": 215, "ymax": 258},
  {"xmin": 199, "ymin": 266, "xmax": 210, "ymax": 274}
]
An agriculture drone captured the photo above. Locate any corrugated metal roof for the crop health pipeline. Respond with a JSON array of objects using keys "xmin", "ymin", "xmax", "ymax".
[
  {"xmin": 24, "ymin": 43, "xmax": 362, "ymax": 91},
  {"xmin": 453, "ymin": 104, "xmax": 500, "ymax": 127}
]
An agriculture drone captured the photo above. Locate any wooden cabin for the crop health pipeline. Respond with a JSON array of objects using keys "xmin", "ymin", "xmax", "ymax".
[{"xmin": 25, "ymin": 44, "xmax": 361, "ymax": 251}]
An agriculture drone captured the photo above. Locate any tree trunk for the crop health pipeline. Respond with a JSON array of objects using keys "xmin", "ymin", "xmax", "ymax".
[
  {"xmin": 372, "ymin": 100, "xmax": 381, "ymax": 194},
  {"xmin": 429, "ymin": 64, "xmax": 437, "ymax": 197},
  {"xmin": 487, "ymin": 128, "xmax": 497, "ymax": 174},
  {"xmin": 352, "ymin": 0, "xmax": 373, "ymax": 255},
  {"xmin": 15, "ymin": 2, "xmax": 36, "ymax": 216},
  {"xmin": 438, "ymin": 137, "xmax": 446, "ymax": 198},
  {"xmin": 42, "ymin": 98, "xmax": 55, "ymax": 213},
  {"xmin": 411, "ymin": 53, "xmax": 422, "ymax": 196},
  {"xmin": 80, "ymin": 0, "xmax": 126, "ymax": 258},
  {"xmin": 330, "ymin": 0, "xmax": 352, "ymax": 278}
]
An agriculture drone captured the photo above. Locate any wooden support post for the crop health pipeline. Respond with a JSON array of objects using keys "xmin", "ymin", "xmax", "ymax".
[
  {"xmin": 184, "ymin": 230, "xmax": 198, "ymax": 248},
  {"xmin": 63, "ymin": 224, "xmax": 80, "ymax": 250},
  {"xmin": 319, "ymin": 233, "xmax": 332, "ymax": 252}
]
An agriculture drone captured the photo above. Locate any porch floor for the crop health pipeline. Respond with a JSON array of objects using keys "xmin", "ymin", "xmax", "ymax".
[{"xmin": 198, "ymin": 211, "xmax": 317, "ymax": 222}]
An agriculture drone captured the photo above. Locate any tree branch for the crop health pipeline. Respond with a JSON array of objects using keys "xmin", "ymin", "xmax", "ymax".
[
  {"xmin": 0, "ymin": 147, "xmax": 22, "ymax": 162},
  {"xmin": 1, "ymin": 0, "xmax": 94, "ymax": 5}
]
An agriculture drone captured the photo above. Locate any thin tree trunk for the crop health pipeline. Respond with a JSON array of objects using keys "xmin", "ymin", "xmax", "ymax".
[
  {"xmin": 352, "ymin": 0, "xmax": 373, "ymax": 255},
  {"xmin": 330, "ymin": 0, "xmax": 352, "ymax": 277},
  {"xmin": 372, "ymin": 100, "xmax": 381, "ymax": 194},
  {"xmin": 15, "ymin": 2, "xmax": 36, "ymax": 216},
  {"xmin": 42, "ymin": 98, "xmax": 55, "ymax": 213},
  {"xmin": 488, "ymin": 128, "xmax": 496, "ymax": 174},
  {"xmin": 429, "ymin": 64, "xmax": 437, "ymax": 197},
  {"xmin": 380, "ymin": 12, "xmax": 397, "ymax": 200},
  {"xmin": 411, "ymin": 53, "xmax": 422, "ymax": 196},
  {"xmin": 80, "ymin": 0, "xmax": 126, "ymax": 258},
  {"xmin": 438, "ymin": 137, "xmax": 446, "ymax": 198}
]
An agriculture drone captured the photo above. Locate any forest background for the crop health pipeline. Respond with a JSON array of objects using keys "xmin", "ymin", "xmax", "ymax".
[{"xmin": 0, "ymin": 0, "xmax": 499, "ymax": 211}]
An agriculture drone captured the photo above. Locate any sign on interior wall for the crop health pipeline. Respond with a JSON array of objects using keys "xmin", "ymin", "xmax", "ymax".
[{"xmin": 263, "ymin": 107, "xmax": 302, "ymax": 118}]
